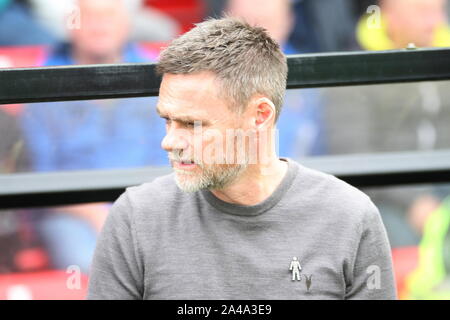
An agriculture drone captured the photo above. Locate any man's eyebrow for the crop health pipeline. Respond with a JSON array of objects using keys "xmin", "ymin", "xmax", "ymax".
[{"xmin": 156, "ymin": 106, "xmax": 210, "ymax": 125}]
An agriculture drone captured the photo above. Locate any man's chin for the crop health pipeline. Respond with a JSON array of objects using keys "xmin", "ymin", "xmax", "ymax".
[
  {"xmin": 173, "ymin": 168, "xmax": 196, "ymax": 176},
  {"xmin": 174, "ymin": 175, "xmax": 205, "ymax": 193},
  {"xmin": 173, "ymin": 162, "xmax": 247, "ymax": 192}
]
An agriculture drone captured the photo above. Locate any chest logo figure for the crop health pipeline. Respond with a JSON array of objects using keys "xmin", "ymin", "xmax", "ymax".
[
  {"xmin": 289, "ymin": 257, "xmax": 302, "ymax": 281},
  {"xmin": 289, "ymin": 257, "xmax": 313, "ymax": 291}
]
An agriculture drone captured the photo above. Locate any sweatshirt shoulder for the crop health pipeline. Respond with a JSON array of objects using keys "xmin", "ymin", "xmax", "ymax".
[
  {"xmin": 298, "ymin": 163, "xmax": 370, "ymax": 201},
  {"xmin": 120, "ymin": 172, "xmax": 183, "ymax": 212},
  {"xmin": 295, "ymin": 162, "xmax": 377, "ymax": 225}
]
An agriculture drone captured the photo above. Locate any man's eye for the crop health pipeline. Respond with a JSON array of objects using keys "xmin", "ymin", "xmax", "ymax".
[{"xmin": 185, "ymin": 122, "xmax": 195, "ymax": 127}]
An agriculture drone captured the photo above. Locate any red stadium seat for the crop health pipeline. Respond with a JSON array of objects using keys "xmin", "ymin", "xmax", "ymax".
[
  {"xmin": 144, "ymin": 0, "xmax": 206, "ymax": 34},
  {"xmin": 391, "ymin": 246, "xmax": 419, "ymax": 299}
]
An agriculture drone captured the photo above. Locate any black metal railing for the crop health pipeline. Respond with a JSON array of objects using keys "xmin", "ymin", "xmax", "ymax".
[{"xmin": 1, "ymin": 48, "xmax": 450, "ymax": 209}]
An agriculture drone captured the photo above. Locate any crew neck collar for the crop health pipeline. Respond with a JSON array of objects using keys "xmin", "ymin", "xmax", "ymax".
[{"xmin": 199, "ymin": 158, "xmax": 299, "ymax": 217}]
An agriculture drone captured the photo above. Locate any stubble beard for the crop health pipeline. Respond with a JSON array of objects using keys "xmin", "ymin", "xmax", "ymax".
[{"xmin": 173, "ymin": 159, "xmax": 249, "ymax": 193}]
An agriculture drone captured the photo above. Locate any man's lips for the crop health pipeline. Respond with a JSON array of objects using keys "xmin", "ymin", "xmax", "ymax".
[{"xmin": 172, "ymin": 160, "xmax": 197, "ymax": 169}]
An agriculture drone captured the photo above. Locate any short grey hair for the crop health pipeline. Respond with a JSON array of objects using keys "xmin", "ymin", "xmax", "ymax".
[{"xmin": 156, "ymin": 16, "xmax": 288, "ymax": 123}]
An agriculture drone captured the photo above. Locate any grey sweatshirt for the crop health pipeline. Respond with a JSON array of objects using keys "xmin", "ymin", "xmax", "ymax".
[{"xmin": 87, "ymin": 157, "xmax": 397, "ymax": 300}]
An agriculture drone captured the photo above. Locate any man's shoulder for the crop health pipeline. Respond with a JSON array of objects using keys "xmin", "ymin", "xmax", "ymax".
[
  {"xmin": 123, "ymin": 172, "xmax": 181, "ymax": 207},
  {"xmin": 296, "ymin": 160, "xmax": 367, "ymax": 196},
  {"xmin": 293, "ymin": 160, "xmax": 376, "ymax": 222}
]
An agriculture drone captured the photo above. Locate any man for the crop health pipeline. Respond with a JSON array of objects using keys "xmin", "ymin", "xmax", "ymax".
[{"xmin": 88, "ymin": 17, "xmax": 396, "ymax": 299}]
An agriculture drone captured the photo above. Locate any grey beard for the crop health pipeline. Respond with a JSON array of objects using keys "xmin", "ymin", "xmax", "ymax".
[{"xmin": 174, "ymin": 162, "xmax": 248, "ymax": 193}]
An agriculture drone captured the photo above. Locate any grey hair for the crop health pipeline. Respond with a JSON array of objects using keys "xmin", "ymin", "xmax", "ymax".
[{"xmin": 156, "ymin": 16, "xmax": 288, "ymax": 123}]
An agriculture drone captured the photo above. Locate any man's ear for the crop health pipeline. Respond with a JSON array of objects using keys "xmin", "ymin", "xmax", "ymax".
[{"xmin": 254, "ymin": 97, "xmax": 276, "ymax": 129}]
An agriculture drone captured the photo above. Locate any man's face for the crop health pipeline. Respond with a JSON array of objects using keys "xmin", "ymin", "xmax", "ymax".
[
  {"xmin": 71, "ymin": 0, "xmax": 130, "ymax": 59},
  {"xmin": 157, "ymin": 72, "xmax": 254, "ymax": 192},
  {"xmin": 383, "ymin": 0, "xmax": 447, "ymax": 47}
]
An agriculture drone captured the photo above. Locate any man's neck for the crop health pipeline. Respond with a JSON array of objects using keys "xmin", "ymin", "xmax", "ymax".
[{"xmin": 209, "ymin": 157, "xmax": 289, "ymax": 206}]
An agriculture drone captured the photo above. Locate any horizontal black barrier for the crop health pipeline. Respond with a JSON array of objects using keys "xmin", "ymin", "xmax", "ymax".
[
  {"xmin": 1, "ymin": 48, "xmax": 450, "ymax": 209},
  {"xmin": 1, "ymin": 47, "xmax": 450, "ymax": 104},
  {"xmin": 1, "ymin": 150, "xmax": 450, "ymax": 209}
]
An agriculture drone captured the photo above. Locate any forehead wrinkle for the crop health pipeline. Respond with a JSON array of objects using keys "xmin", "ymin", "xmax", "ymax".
[{"xmin": 156, "ymin": 100, "xmax": 212, "ymax": 126}]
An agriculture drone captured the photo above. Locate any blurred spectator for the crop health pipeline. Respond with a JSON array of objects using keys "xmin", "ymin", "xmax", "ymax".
[
  {"xmin": 0, "ymin": 110, "xmax": 46, "ymax": 274},
  {"xmin": 356, "ymin": 0, "xmax": 450, "ymax": 50},
  {"xmin": 406, "ymin": 196, "xmax": 450, "ymax": 299},
  {"xmin": 324, "ymin": 0, "xmax": 450, "ymax": 157},
  {"xmin": 204, "ymin": 0, "xmax": 227, "ymax": 19},
  {"xmin": 319, "ymin": 0, "xmax": 450, "ymax": 299},
  {"xmin": 290, "ymin": 0, "xmax": 450, "ymax": 52},
  {"xmin": 225, "ymin": 0, "xmax": 327, "ymax": 158},
  {"xmin": 28, "ymin": 0, "xmax": 180, "ymax": 43},
  {"xmin": 323, "ymin": 0, "xmax": 450, "ymax": 251},
  {"xmin": 289, "ymin": 0, "xmax": 358, "ymax": 52},
  {"xmin": 19, "ymin": 0, "xmax": 167, "ymax": 274},
  {"xmin": 226, "ymin": 0, "xmax": 295, "ymax": 49},
  {"xmin": 0, "ymin": 109, "xmax": 29, "ymax": 172},
  {"xmin": 0, "ymin": 0, "xmax": 56, "ymax": 46},
  {"xmin": 207, "ymin": 0, "xmax": 358, "ymax": 53}
]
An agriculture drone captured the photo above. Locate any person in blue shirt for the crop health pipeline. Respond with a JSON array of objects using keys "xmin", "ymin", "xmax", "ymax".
[
  {"xmin": 19, "ymin": 0, "xmax": 167, "ymax": 274},
  {"xmin": 21, "ymin": 43, "xmax": 166, "ymax": 172},
  {"xmin": 0, "ymin": 0, "xmax": 57, "ymax": 46}
]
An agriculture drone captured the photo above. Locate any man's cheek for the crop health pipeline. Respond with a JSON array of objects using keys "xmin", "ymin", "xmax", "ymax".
[{"xmin": 198, "ymin": 129, "xmax": 226, "ymax": 165}]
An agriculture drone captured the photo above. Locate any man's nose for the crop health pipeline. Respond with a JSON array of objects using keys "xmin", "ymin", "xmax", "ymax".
[{"xmin": 161, "ymin": 126, "xmax": 189, "ymax": 152}]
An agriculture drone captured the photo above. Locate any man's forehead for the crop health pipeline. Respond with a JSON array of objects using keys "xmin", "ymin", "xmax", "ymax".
[
  {"xmin": 156, "ymin": 101, "xmax": 206, "ymax": 119},
  {"xmin": 157, "ymin": 72, "xmax": 227, "ymax": 116},
  {"xmin": 156, "ymin": 91, "xmax": 215, "ymax": 122},
  {"xmin": 160, "ymin": 72, "xmax": 222, "ymax": 97}
]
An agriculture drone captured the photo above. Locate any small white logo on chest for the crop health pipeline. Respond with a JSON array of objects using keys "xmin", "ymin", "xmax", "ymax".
[
  {"xmin": 289, "ymin": 257, "xmax": 313, "ymax": 291},
  {"xmin": 289, "ymin": 257, "xmax": 302, "ymax": 281}
]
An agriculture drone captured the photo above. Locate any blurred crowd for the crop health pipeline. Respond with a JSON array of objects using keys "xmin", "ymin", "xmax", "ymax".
[{"xmin": 1, "ymin": 0, "xmax": 450, "ymax": 299}]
